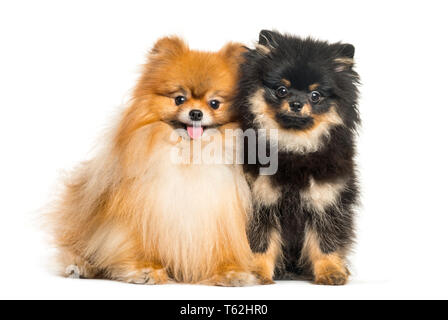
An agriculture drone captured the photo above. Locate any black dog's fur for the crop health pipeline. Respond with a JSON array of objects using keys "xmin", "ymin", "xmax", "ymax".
[{"xmin": 234, "ymin": 30, "xmax": 360, "ymax": 282}]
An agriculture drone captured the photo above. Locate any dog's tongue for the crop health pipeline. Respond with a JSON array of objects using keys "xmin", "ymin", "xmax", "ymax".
[{"xmin": 187, "ymin": 125, "xmax": 204, "ymax": 139}]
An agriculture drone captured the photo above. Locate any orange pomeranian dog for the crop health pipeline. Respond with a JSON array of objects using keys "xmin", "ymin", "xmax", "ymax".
[{"xmin": 48, "ymin": 37, "xmax": 261, "ymax": 286}]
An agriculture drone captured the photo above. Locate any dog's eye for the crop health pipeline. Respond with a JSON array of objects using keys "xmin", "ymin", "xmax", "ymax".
[
  {"xmin": 310, "ymin": 91, "xmax": 322, "ymax": 103},
  {"xmin": 276, "ymin": 86, "xmax": 288, "ymax": 98},
  {"xmin": 175, "ymin": 96, "xmax": 186, "ymax": 106},
  {"xmin": 209, "ymin": 100, "xmax": 221, "ymax": 110}
]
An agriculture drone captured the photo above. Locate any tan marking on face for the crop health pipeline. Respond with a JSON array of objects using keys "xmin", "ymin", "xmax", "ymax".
[
  {"xmin": 279, "ymin": 101, "xmax": 290, "ymax": 113},
  {"xmin": 300, "ymin": 103, "xmax": 312, "ymax": 117},
  {"xmin": 249, "ymin": 89, "xmax": 344, "ymax": 153},
  {"xmin": 300, "ymin": 228, "xmax": 349, "ymax": 285},
  {"xmin": 282, "ymin": 102, "xmax": 312, "ymax": 116},
  {"xmin": 301, "ymin": 177, "xmax": 346, "ymax": 214},
  {"xmin": 249, "ymin": 90, "xmax": 278, "ymax": 122},
  {"xmin": 309, "ymin": 83, "xmax": 320, "ymax": 91},
  {"xmin": 303, "ymin": 108, "xmax": 343, "ymax": 133},
  {"xmin": 281, "ymin": 79, "xmax": 291, "ymax": 87}
]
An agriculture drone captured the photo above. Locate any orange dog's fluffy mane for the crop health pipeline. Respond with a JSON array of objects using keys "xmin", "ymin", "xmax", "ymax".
[{"xmin": 48, "ymin": 37, "xmax": 256, "ymax": 284}]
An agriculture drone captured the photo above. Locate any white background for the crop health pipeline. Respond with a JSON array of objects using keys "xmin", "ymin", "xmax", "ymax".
[{"xmin": 1, "ymin": 0, "xmax": 447, "ymax": 300}]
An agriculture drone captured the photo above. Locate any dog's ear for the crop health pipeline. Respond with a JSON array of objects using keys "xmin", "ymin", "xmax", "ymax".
[
  {"xmin": 256, "ymin": 30, "xmax": 280, "ymax": 55},
  {"xmin": 340, "ymin": 43, "xmax": 355, "ymax": 59},
  {"xmin": 151, "ymin": 36, "xmax": 188, "ymax": 57},
  {"xmin": 258, "ymin": 30, "xmax": 280, "ymax": 48},
  {"xmin": 334, "ymin": 43, "xmax": 355, "ymax": 72},
  {"xmin": 220, "ymin": 42, "xmax": 248, "ymax": 66}
]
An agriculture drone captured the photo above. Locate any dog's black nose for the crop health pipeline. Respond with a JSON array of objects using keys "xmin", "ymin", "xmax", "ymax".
[
  {"xmin": 189, "ymin": 109, "xmax": 203, "ymax": 121},
  {"xmin": 290, "ymin": 101, "xmax": 303, "ymax": 112}
]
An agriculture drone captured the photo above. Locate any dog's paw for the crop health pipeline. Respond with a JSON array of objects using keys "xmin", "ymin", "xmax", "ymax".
[
  {"xmin": 314, "ymin": 265, "xmax": 349, "ymax": 286},
  {"xmin": 257, "ymin": 276, "xmax": 275, "ymax": 285},
  {"xmin": 117, "ymin": 268, "xmax": 170, "ymax": 285},
  {"xmin": 65, "ymin": 265, "xmax": 80, "ymax": 279},
  {"xmin": 252, "ymin": 269, "xmax": 275, "ymax": 285},
  {"xmin": 145, "ymin": 268, "xmax": 171, "ymax": 285},
  {"xmin": 204, "ymin": 271, "xmax": 260, "ymax": 287}
]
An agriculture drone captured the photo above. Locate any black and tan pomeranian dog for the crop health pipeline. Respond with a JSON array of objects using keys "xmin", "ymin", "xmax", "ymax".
[{"xmin": 235, "ymin": 30, "xmax": 360, "ymax": 285}]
